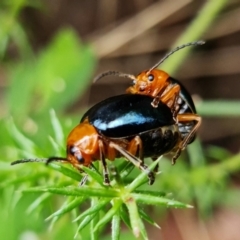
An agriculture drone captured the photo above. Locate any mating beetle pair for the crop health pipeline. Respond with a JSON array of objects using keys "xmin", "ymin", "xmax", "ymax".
[{"xmin": 12, "ymin": 41, "xmax": 204, "ymax": 185}]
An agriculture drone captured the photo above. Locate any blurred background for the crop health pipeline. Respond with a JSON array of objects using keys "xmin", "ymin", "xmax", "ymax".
[{"xmin": 0, "ymin": 0, "xmax": 240, "ymax": 239}]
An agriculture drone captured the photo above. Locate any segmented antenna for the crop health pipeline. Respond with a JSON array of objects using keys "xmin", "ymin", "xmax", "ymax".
[
  {"xmin": 93, "ymin": 70, "xmax": 136, "ymax": 83},
  {"xmin": 11, "ymin": 157, "xmax": 67, "ymax": 165},
  {"xmin": 148, "ymin": 40, "xmax": 205, "ymax": 72},
  {"xmin": 93, "ymin": 40, "xmax": 205, "ymax": 83},
  {"xmin": 11, "ymin": 158, "xmax": 48, "ymax": 165},
  {"xmin": 46, "ymin": 157, "xmax": 67, "ymax": 165}
]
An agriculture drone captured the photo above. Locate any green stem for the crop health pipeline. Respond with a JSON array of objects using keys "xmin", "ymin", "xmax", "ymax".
[
  {"xmin": 91, "ymin": 198, "xmax": 100, "ymax": 240},
  {"xmin": 111, "ymin": 209, "xmax": 121, "ymax": 240},
  {"xmin": 197, "ymin": 101, "xmax": 240, "ymax": 117},
  {"xmin": 93, "ymin": 199, "xmax": 122, "ymax": 231},
  {"xmin": 187, "ymin": 138, "xmax": 206, "ymax": 167},
  {"xmin": 126, "ymin": 197, "xmax": 148, "ymax": 239}
]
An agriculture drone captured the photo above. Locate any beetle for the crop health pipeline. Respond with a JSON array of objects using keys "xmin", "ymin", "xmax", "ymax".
[
  {"xmin": 12, "ymin": 94, "xmax": 183, "ymax": 185},
  {"xmin": 93, "ymin": 41, "xmax": 204, "ymax": 161}
]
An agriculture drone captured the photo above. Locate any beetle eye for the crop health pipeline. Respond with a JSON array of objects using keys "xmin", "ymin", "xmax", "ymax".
[
  {"xmin": 76, "ymin": 154, "xmax": 84, "ymax": 163},
  {"xmin": 70, "ymin": 146, "xmax": 77, "ymax": 155},
  {"xmin": 69, "ymin": 146, "xmax": 84, "ymax": 163},
  {"xmin": 148, "ymin": 74, "xmax": 154, "ymax": 81}
]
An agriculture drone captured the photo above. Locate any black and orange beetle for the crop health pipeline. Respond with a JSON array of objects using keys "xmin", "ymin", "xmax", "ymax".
[
  {"xmin": 12, "ymin": 41, "xmax": 203, "ymax": 185},
  {"xmin": 94, "ymin": 41, "xmax": 204, "ymax": 162},
  {"xmin": 12, "ymin": 94, "xmax": 184, "ymax": 185}
]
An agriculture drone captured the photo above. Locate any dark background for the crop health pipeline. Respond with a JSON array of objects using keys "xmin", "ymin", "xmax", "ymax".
[{"xmin": 13, "ymin": 0, "xmax": 240, "ymax": 150}]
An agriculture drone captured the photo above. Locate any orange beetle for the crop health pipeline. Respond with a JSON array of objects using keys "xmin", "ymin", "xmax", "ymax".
[{"xmin": 94, "ymin": 41, "xmax": 205, "ymax": 160}]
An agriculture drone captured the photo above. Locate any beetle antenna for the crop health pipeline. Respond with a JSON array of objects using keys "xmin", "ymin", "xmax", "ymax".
[
  {"xmin": 148, "ymin": 40, "xmax": 205, "ymax": 72},
  {"xmin": 11, "ymin": 157, "xmax": 67, "ymax": 166},
  {"xmin": 93, "ymin": 70, "xmax": 136, "ymax": 83},
  {"xmin": 11, "ymin": 158, "xmax": 48, "ymax": 165},
  {"xmin": 46, "ymin": 156, "xmax": 68, "ymax": 165}
]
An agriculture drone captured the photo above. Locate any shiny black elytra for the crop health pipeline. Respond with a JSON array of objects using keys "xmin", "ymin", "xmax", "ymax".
[
  {"xmin": 12, "ymin": 94, "xmax": 188, "ymax": 185},
  {"xmin": 81, "ymin": 94, "xmax": 181, "ymax": 159},
  {"xmin": 12, "ymin": 41, "xmax": 202, "ymax": 186}
]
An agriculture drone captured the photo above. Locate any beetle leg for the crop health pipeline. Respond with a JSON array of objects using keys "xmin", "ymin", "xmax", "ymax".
[
  {"xmin": 163, "ymin": 84, "xmax": 180, "ymax": 107},
  {"xmin": 109, "ymin": 141, "xmax": 155, "ymax": 185},
  {"xmin": 79, "ymin": 175, "xmax": 88, "ymax": 186},
  {"xmin": 177, "ymin": 114, "xmax": 201, "ymax": 148},
  {"xmin": 74, "ymin": 166, "xmax": 89, "ymax": 186},
  {"xmin": 151, "ymin": 98, "xmax": 160, "ymax": 108},
  {"xmin": 127, "ymin": 136, "xmax": 144, "ymax": 161},
  {"xmin": 152, "ymin": 84, "xmax": 180, "ymax": 110},
  {"xmin": 98, "ymin": 140, "xmax": 111, "ymax": 185},
  {"xmin": 171, "ymin": 149, "xmax": 181, "ymax": 165},
  {"xmin": 151, "ymin": 157, "xmax": 160, "ymax": 173},
  {"xmin": 172, "ymin": 113, "xmax": 202, "ymax": 164},
  {"xmin": 128, "ymin": 135, "xmax": 162, "ymax": 174}
]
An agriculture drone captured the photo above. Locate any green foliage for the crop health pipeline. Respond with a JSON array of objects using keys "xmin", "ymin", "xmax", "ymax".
[
  {"xmin": 7, "ymin": 29, "xmax": 96, "ymax": 119},
  {"xmin": 161, "ymin": 0, "xmax": 229, "ymax": 74},
  {"xmin": 0, "ymin": 0, "xmax": 41, "ymax": 59},
  {"xmin": 1, "ymin": 0, "xmax": 240, "ymax": 239},
  {"xmin": 2, "ymin": 113, "xmax": 192, "ymax": 240},
  {"xmin": 2, "ymin": 107, "xmax": 240, "ymax": 239}
]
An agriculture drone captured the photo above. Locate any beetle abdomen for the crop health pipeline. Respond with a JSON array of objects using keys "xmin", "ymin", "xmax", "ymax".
[{"xmin": 139, "ymin": 125, "xmax": 180, "ymax": 157}]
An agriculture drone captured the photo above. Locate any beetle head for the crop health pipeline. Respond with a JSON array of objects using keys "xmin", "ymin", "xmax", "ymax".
[
  {"xmin": 11, "ymin": 123, "xmax": 100, "ymax": 171},
  {"xmin": 127, "ymin": 69, "xmax": 169, "ymax": 97},
  {"xmin": 66, "ymin": 123, "xmax": 99, "ymax": 168}
]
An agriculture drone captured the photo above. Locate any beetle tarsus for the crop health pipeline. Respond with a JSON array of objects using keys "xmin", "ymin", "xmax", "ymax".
[
  {"xmin": 79, "ymin": 175, "xmax": 88, "ymax": 186},
  {"xmin": 151, "ymin": 98, "xmax": 159, "ymax": 108},
  {"xmin": 148, "ymin": 171, "xmax": 155, "ymax": 185},
  {"xmin": 141, "ymin": 164, "xmax": 155, "ymax": 185},
  {"xmin": 172, "ymin": 149, "xmax": 182, "ymax": 165},
  {"xmin": 103, "ymin": 175, "xmax": 111, "ymax": 186}
]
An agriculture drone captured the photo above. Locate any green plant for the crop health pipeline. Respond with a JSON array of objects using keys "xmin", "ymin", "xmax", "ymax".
[
  {"xmin": 2, "ymin": 111, "xmax": 193, "ymax": 240},
  {"xmin": 0, "ymin": 0, "xmax": 41, "ymax": 59},
  {"xmin": 1, "ymin": 0, "xmax": 240, "ymax": 239}
]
